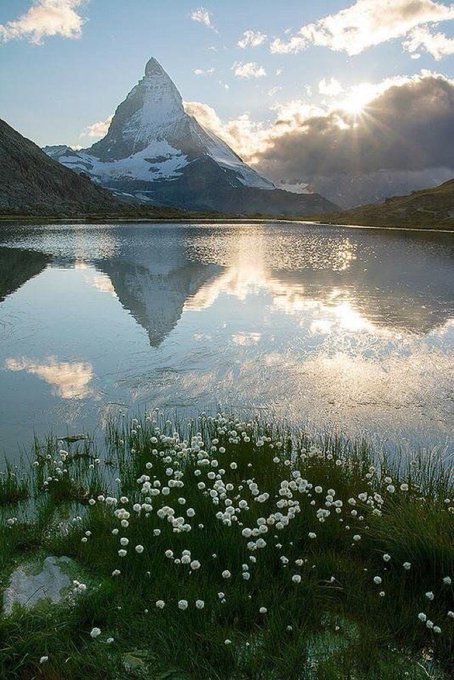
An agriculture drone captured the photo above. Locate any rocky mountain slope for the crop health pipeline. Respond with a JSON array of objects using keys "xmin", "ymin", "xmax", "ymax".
[
  {"xmin": 45, "ymin": 58, "xmax": 335, "ymax": 216},
  {"xmin": 327, "ymin": 179, "xmax": 454, "ymax": 230},
  {"xmin": 0, "ymin": 118, "xmax": 125, "ymax": 216}
]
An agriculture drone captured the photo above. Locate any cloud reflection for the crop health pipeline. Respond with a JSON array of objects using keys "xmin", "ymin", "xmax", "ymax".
[{"xmin": 5, "ymin": 356, "xmax": 94, "ymax": 399}]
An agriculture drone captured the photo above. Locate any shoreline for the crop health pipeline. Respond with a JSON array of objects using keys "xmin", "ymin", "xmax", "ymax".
[{"xmin": 0, "ymin": 216, "xmax": 453, "ymax": 233}]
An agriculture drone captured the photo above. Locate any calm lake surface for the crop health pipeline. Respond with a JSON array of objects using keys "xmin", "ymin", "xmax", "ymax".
[{"xmin": 0, "ymin": 222, "xmax": 453, "ymax": 460}]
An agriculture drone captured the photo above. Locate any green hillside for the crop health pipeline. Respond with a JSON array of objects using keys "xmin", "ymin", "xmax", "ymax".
[{"xmin": 326, "ymin": 179, "xmax": 454, "ymax": 230}]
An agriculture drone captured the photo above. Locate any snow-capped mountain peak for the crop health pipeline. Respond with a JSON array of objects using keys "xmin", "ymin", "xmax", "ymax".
[
  {"xmin": 89, "ymin": 58, "xmax": 186, "ymax": 162},
  {"xmin": 44, "ymin": 58, "xmax": 335, "ymax": 215}
]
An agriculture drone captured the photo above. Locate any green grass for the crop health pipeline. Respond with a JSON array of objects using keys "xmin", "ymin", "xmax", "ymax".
[
  {"xmin": 0, "ymin": 413, "xmax": 452, "ymax": 679},
  {"xmin": 0, "ymin": 463, "xmax": 30, "ymax": 507}
]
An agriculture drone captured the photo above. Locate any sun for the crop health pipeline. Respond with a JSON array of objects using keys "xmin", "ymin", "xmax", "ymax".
[
  {"xmin": 341, "ymin": 96, "xmax": 366, "ymax": 117},
  {"xmin": 340, "ymin": 82, "xmax": 377, "ymax": 119}
]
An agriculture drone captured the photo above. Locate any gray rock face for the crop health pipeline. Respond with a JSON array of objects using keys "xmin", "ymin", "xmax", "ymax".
[
  {"xmin": 3, "ymin": 556, "xmax": 73, "ymax": 615},
  {"xmin": 44, "ymin": 58, "xmax": 336, "ymax": 216},
  {"xmin": 0, "ymin": 119, "xmax": 123, "ymax": 215}
]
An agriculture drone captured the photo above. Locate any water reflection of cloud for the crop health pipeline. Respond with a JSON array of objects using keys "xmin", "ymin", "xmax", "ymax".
[
  {"xmin": 5, "ymin": 357, "xmax": 94, "ymax": 399},
  {"xmin": 79, "ymin": 268, "xmax": 117, "ymax": 296},
  {"xmin": 185, "ymin": 232, "xmax": 372, "ymax": 332},
  {"xmin": 259, "ymin": 346, "xmax": 454, "ymax": 432},
  {"xmin": 91, "ymin": 273, "xmax": 116, "ymax": 295},
  {"xmin": 232, "ymin": 332, "xmax": 262, "ymax": 346},
  {"xmin": 185, "ymin": 229, "xmax": 453, "ymax": 336},
  {"xmin": 74, "ymin": 260, "xmax": 89, "ymax": 270},
  {"xmin": 187, "ymin": 256, "xmax": 376, "ymax": 335},
  {"xmin": 150, "ymin": 343, "xmax": 452, "ymax": 441}
]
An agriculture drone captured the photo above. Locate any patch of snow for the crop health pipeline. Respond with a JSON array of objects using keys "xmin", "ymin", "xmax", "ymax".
[
  {"xmin": 121, "ymin": 72, "xmax": 184, "ymax": 145},
  {"xmin": 195, "ymin": 121, "xmax": 274, "ymax": 190},
  {"xmin": 278, "ymin": 182, "xmax": 312, "ymax": 194},
  {"xmin": 55, "ymin": 141, "xmax": 188, "ymax": 183}
]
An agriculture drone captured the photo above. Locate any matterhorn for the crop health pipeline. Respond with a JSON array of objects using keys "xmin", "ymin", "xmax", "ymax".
[{"xmin": 45, "ymin": 58, "xmax": 334, "ymax": 215}]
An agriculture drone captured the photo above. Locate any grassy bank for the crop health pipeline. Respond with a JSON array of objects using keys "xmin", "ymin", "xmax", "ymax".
[
  {"xmin": 324, "ymin": 179, "xmax": 454, "ymax": 232},
  {"xmin": 0, "ymin": 413, "xmax": 452, "ymax": 679}
]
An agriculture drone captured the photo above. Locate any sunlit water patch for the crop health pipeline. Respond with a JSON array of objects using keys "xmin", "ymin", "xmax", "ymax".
[{"xmin": 0, "ymin": 222, "xmax": 453, "ymax": 459}]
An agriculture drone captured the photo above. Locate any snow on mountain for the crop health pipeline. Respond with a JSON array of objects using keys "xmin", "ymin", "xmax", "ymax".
[{"xmin": 44, "ymin": 58, "xmax": 335, "ymax": 215}]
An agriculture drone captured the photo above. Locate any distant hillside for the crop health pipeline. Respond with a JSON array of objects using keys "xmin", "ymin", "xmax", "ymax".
[{"xmin": 326, "ymin": 179, "xmax": 454, "ymax": 230}]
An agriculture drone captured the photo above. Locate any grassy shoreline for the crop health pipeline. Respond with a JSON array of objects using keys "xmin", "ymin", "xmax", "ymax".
[{"xmin": 1, "ymin": 413, "xmax": 452, "ymax": 679}]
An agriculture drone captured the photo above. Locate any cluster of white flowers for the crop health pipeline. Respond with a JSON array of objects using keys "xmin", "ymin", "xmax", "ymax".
[
  {"xmin": 37, "ymin": 412, "xmax": 449, "ymax": 651},
  {"xmin": 72, "ymin": 580, "xmax": 87, "ymax": 595}
]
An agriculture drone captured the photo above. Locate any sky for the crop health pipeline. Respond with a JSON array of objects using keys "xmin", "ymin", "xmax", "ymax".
[{"xmin": 1, "ymin": 0, "xmax": 454, "ymax": 185}]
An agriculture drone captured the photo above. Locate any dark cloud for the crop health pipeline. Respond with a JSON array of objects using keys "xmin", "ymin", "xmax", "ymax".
[{"xmin": 256, "ymin": 75, "xmax": 454, "ymax": 180}]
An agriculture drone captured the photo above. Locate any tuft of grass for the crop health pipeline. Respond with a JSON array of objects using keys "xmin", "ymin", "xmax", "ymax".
[{"xmin": 0, "ymin": 463, "xmax": 29, "ymax": 506}]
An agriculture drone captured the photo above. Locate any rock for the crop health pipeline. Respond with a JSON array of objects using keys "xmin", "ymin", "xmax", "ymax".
[
  {"xmin": 3, "ymin": 555, "xmax": 73, "ymax": 615},
  {"xmin": 59, "ymin": 434, "xmax": 88, "ymax": 443}
]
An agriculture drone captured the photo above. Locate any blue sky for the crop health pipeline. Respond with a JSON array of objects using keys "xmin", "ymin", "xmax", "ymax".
[{"xmin": 1, "ymin": 0, "xmax": 453, "ymax": 149}]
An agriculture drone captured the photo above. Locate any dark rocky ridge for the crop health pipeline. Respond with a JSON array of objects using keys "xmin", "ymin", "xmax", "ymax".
[{"xmin": 0, "ymin": 119, "xmax": 123, "ymax": 215}]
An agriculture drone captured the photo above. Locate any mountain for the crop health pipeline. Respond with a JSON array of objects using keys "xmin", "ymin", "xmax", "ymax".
[
  {"xmin": 326, "ymin": 179, "xmax": 454, "ymax": 230},
  {"xmin": 0, "ymin": 118, "xmax": 125, "ymax": 216},
  {"xmin": 307, "ymin": 168, "xmax": 454, "ymax": 209},
  {"xmin": 44, "ymin": 58, "xmax": 335, "ymax": 216}
]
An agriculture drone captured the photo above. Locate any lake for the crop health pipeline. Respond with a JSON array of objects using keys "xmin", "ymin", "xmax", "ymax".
[{"xmin": 0, "ymin": 222, "xmax": 453, "ymax": 461}]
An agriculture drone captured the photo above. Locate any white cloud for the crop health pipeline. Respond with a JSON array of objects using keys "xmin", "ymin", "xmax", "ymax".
[
  {"xmin": 184, "ymin": 100, "xmax": 270, "ymax": 161},
  {"xmin": 0, "ymin": 0, "xmax": 86, "ymax": 44},
  {"xmin": 270, "ymin": 0, "xmax": 454, "ymax": 57},
  {"xmin": 271, "ymin": 99, "xmax": 326, "ymax": 126},
  {"xmin": 186, "ymin": 70, "xmax": 454, "ymax": 180},
  {"xmin": 403, "ymin": 25, "xmax": 454, "ymax": 59},
  {"xmin": 238, "ymin": 29, "xmax": 267, "ymax": 48},
  {"xmin": 191, "ymin": 7, "xmax": 216, "ymax": 31},
  {"xmin": 233, "ymin": 61, "xmax": 266, "ymax": 78},
  {"xmin": 193, "ymin": 67, "xmax": 215, "ymax": 76},
  {"xmin": 81, "ymin": 114, "xmax": 113, "ymax": 139},
  {"xmin": 318, "ymin": 77, "xmax": 344, "ymax": 96}
]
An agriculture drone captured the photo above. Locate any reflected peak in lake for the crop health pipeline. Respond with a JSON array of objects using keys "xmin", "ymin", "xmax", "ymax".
[{"xmin": 0, "ymin": 222, "xmax": 453, "ymax": 456}]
